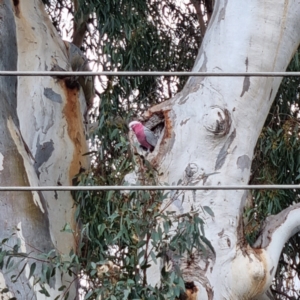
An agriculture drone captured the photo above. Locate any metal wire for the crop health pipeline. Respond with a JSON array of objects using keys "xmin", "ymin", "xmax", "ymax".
[
  {"xmin": 0, "ymin": 185, "xmax": 299, "ymax": 191},
  {"xmin": 1, "ymin": 71, "xmax": 300, "ymax": 77}
]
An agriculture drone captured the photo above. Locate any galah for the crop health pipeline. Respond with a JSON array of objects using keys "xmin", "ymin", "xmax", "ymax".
[{"xmin": 129, "ymin": 121, "xmax": 157, "ymax": 151}]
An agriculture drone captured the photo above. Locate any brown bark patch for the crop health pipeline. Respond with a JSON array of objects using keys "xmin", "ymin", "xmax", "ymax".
[
  {"xmin": 150, "ymin": 110, "xmax": 175, "ymax": 168},
  {"xmin": 163, "ymin": 110, "xmax": 172, "ymax": 139},
  {"xmin": 250, "ymin": 248, "xmax": 268, "ymax": 295},
  {"xmin": 61, "ymin": 81, "xmax": 88, "ymax": 181},
  {"xmin": 145, "ymin": 102, "xmax": 176, "ymax": 167}
]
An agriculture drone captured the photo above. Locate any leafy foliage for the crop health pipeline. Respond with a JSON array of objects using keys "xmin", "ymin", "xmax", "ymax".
[
  {"xmin": 73, "ymin": 160, "xmax": 212, "ymax": 299},
  {"xmin": 0, "ymin": 234, "xmax": 79, "ymax": 299}
]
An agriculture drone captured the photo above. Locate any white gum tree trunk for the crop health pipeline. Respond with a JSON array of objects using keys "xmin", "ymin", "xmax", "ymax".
[
  {"xmin": 0, "ymin": 0, "xmax": 89, "ymax": 298},
  {"xmin": 143, "ymin": 1, "xmax": 300, "ymax": 299}
]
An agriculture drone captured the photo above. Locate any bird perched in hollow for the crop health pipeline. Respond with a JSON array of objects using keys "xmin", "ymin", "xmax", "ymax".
[{"xmin": 129, "ymin": 121, "xmax": 158, "ymax": 151}]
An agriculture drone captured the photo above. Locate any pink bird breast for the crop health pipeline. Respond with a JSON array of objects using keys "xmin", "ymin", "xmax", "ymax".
[{"xmin": 129, "ymin": 121, "xmax": 157, "ymax": 151}]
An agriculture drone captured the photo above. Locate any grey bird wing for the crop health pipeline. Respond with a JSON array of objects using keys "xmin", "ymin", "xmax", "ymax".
[{"xmin": 144, "ymin": 127, "xmax": 158, "ymax": 147}]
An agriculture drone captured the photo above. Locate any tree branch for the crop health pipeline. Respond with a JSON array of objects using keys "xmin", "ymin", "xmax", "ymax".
[
  {"xmin": 204, "ymin": 0, "xmax": 214, "ymax": 23},
  {"xmin": 190, "ymin": 0, "xmax": 207, "ymax": 36},
  {"xmin": 72, "ymin": 0, "xmax": 88, "ymax": 48},
  {"xmin": 253, "ymin": 203, "xmax": 300, "ymax": 270}
]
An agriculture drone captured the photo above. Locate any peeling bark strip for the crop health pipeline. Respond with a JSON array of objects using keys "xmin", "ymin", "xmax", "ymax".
[
  {"xmin": 44, "ymin": 87, "xmax": 63, "ymax": 103},
  {"xmin": 240, "ymin": 76, "xmax": 250, "ymax": 97},
  {"xmin": 0, "ymin": 0, "xmax": 18, "ymax": 126},
  {"xmin": 34, "ymin": 138, "xmax": 54, "ymax": 178},
  {"xmin": 215, "ymin": 129, "xmax": 236, "ymax": 170}
]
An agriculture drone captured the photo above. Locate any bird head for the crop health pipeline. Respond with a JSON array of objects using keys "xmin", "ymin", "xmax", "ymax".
[{"xmin": 128, "ymin": 121, "xmax": 142, "ymax": 132}]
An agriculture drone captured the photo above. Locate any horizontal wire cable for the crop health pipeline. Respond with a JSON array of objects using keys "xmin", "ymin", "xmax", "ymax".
[
  {"xmin": 0, "ymin": 71, "xmax": 300, "ymax": 77},
  {"xmin": 0, "ymin": 185, "xmax": 299, "ymax": 191}
]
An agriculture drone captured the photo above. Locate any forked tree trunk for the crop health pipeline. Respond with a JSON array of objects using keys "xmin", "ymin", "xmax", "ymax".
[
  {"xmin": 141, "ymin": 1, "xmax": 300, "ymax": 299},
  {"xmin": 0, "ymin": 0, "xmax": 89, "ymax": 298}
]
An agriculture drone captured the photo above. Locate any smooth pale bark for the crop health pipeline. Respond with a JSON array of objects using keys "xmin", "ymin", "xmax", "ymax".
[
  {"xmin": 140, "ymin": 1, "xmax": 300, "ymax": 299},
  {"xmin": 15, "ymin": 0, "xmax": 89, "ymax": 253},
  {"xmin": 0, "ymin": 0, "xmax": 89, "ymax": 298}
]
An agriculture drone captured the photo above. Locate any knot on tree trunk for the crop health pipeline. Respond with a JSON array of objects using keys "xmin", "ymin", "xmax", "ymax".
[{"xmin": 203, "ymin": 106, "xmax": 231, "ymax": 136}]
